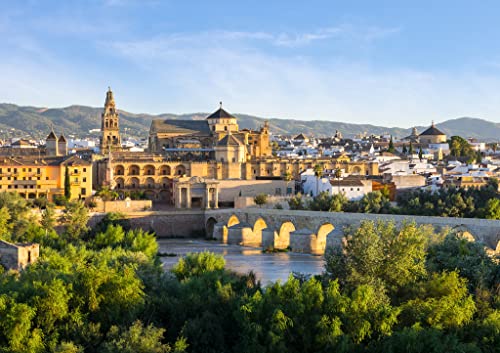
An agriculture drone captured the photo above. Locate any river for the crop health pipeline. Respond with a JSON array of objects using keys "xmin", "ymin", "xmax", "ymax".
[{"xmin": 158, "ymin": 239, "xmax": 325, "ymax": 285}]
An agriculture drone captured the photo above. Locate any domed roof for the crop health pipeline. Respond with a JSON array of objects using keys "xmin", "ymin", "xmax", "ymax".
[{"xmin": 419, "ymin": 122, "xmax": 445, "ymax": 136}]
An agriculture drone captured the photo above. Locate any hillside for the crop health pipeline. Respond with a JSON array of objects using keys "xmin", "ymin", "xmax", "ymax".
[{"xmin": 0, "ymin": 103, "xmax": 499, "ymax": 141}]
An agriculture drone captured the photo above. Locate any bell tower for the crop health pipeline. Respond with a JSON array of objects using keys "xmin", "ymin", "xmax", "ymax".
[{"xmin": 100, "ymin": 87, "xmax": 121, "ymax": 151}]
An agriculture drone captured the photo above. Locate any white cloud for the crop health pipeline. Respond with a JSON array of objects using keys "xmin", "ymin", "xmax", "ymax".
[{"xmin": 105, "ymin": 29, "xmax": 500, "ymax": 126}]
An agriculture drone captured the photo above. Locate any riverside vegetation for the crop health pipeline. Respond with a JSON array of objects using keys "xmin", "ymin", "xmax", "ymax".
[
  {"xmin": 0, "ymin": 192, "xmax": 499, "ymax": 352},
  {"xmin": 289, "ymin": 178, "xmax": 500, "ymax": 219}
]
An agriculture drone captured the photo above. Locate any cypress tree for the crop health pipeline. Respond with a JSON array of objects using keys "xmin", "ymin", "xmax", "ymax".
[
  {"xmin": 64, "ymin": 166, "xmax": 71, "ymax": 200},
  {"xmin": 418, "ymin": 147, "xmax": 423, "ymax": 161},
  {"xmin": 387, "ymin": 136, "xmax": 395, "ymax": 153},
  {"xmin": 402, "ymin": 143, "xmax": 407, "ymax": 155}
]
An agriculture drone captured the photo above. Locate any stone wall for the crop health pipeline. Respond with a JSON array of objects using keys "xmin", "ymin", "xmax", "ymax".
[
  {"xmin": 89, "ymin": 210, "xmax": 206, "ymax": 237},
  {"xmin": 92, "ymin": 199, "xmax": 152, "ymax": 213}
]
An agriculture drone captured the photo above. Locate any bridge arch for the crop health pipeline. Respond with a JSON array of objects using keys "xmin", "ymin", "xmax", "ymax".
[
  {"xmin": 316, "ymin": 223, "xmax": 335, "ymax": 239},
  {"xmin": 206, "ymin": 217, "xmax": 217, "ymax": 238},
  {"xmin": 227, "ymin": 214, "xmax": 240, "ymax": 227},
  {"xmin": 253, "ymin": 217, "xmax": 268, "ymax": 234},
  {"xmin": 279, "ymin": 221, "xmax": 296, "ymax": 238}
]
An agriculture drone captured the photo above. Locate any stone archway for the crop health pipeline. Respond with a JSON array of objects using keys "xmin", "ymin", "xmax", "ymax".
[
  {"xmin": 206, "ymin": 217, "xmax": 217, "ymax": 238},
  {"xmin": 228, "ymin": 214, "xmax": 240, "ymax": 227}
]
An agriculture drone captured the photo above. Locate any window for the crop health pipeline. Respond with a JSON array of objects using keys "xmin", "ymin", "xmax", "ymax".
[
  {"xmin": 23, "ymin": 177, "xmax": 26, "ymax": 180},
  {"xmin": 350, "ymin": 188, "xmax": 353, "ymax": 191},
  {"xmin": 232, "ymin": 157, "xmax": 236, "ymax": 162},
  {"xmin": 81, "ymin": 188, "xmax": 86, "ymax": 195},
  {"xmin": 74, "ymin": 168, "xmax": 78, "ymax": 173},
  {"xmin": 224, "ymin": 126, "xmax": 227, "ymax": 131},
  {"xmin": 22, "ymin": 168, "xmax": 26, "ymax": 172},
  {"xmin": 37, "ymin": 177, "xmax": 40, "ymax": 180},
  {"xmin": 37, "ymin": 168, "xmax": 40, "ymax": 174},
  {"xmin": 13, "ymin": 177, "xmax": 17, "ymax": 181},
  {"xmin": 28, "ymin": 168, "xmax": 32, "ymax": 172},
  {"xmin": 7, "ymin": 177, "xmax": 11, "ymax": 181},
  {"xmin": 83, "ymin": 177, "xmax": 87, "ymax": 182},
  {"xmin": 7, "ymin": 168, "xmax": 11, "ymax": 172},
  {"xmin": 13, "ymin": 168, "xmax": 17, "ymax": 173},
  {"xmin": 83, "ymin": 168, "xmax": 86, "ymax": 172},
  {"xmin": 8, "ymin": 185, "xmax": 11, "ymax": 189}
]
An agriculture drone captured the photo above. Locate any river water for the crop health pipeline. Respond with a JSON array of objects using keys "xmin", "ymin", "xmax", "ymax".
[{"xmin": 158, "ymin": 239, "xmax": 325, "ymax": 285}]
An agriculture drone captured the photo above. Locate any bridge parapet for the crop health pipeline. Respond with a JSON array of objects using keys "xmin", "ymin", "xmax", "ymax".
[{"xmin": 205, "ymin": 208, "xmax": 500, "ymax": 255}]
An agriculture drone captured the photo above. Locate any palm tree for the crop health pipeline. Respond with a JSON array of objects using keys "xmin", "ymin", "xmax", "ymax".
[
  {"xmin": 283, "ymin": 172, "xmax": 293, "ymax": 195},
  {"xmin": 313, "ymin": 164, "xmax": 323, "ymax": 196},
  {"xmin": 333, "ymin": 168, "xmax": 342, "ymax": 194}
]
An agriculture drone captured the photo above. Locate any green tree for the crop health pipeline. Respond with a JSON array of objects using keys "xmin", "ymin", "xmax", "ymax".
[
  {"xmin": 40, "ymin": 205, "xmax": 56, "ymax": 233},
  {"xmin": 60, "ymin": 201, "xmax": 89, "ymax": 241},
  {"xmin": 387, "ymin": 136, "xmax": 395, "ymax": 153},
  {"xmin": 359, "ymin": 191, "xmax": 390, "ymax": 214},
  {"xmin": 484, "ymin": 198, "xmax": 500, "ymax": 219},
  {"xmin": 172, "ymin": 252, "xmax": 226, "ymax": 281},
  {"xmin": 64, "ymin": 166, "xmax": 71, "ymax": 201},
  {"xmin": 402, "ymin": 143, "xmax": 408, "ymax": 155},
  {"xmin": 333, "ymin": 168, "xmax": 342, "ymax": 195},
  {"xmin": 400, "ymin": 271, "xmax": 476, "ymax": 329},
  {"xmin": 418, "ymin": 146, "xmax": 423, "ymax": 161},
  {"xmin": 101, "ymin": 320, "xmax": 183, "ymax": 353},
  {"xmin": 408, "ymin": 142, "xmax": 414, "ymax": 155},
  {"xmin": 254, "ymin": 193, "xmax": 268, "ymax": 208},
  {"xmin": 326, "ymin": 221, "xmax": 429, "ymax": 299},
  {"xmin": 288, "ymin": 193, "xmax": 305, "ymax": 210},
  {"xmin": 313, "ymin": 164, "xmax": 323, "ymax": 196}
]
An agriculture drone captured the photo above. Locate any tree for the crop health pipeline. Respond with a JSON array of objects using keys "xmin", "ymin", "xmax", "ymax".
[
  {"xmin": 402, "ymin": 143, "xmax": 407, "ymax": 155},
  {"xmin": 283, "ymin": 172, "xmax": 294, "ymax": 195},
  {"xmin": 40, "ymin": 205, "xmax": 56, "ymax": 233},
  {"xmin": 60, "ymin": 201, "xmax": 89, "ymax": 241},
  {"xmin": 408, "ymin": 142, "xmax": 414, "ymax": 156},
  {"xmin": 333, "ymin": 168, "xmax": 342, "ymax": 195},
  {"xmin": 359, "ymin": 191, "xmax": 390, "ymax": 214},
  {"xmin": 171, "ymin": 251, "xmax": 226, "ymax": 281},
  {"xmin": 64, "ymin": 166, "xmax": 71, "ymax": 201},
  {"xmin": 325, "ymin": 221, "xmax": 429, "ymax": 298},
  {"xmin": 288, "ymin": 193, "xmax": 305, "ymax": 210},
  {"xmin": 101, "ymin": 320, "xmax": 180, "ymax": 353},
  {"xmin": 254, "ymin": 193, "xmax": 268, "ymax": 208},
  {"xmin": 484, "ymin": 198, "xmax": 500, "ymax": 219},
  {"xmin": 313, "ymin": 164, "xmax": 324, "ymax": 197},
  {"xmin": 418, "ymin": 147, "xmax": 423, "ymax": 161},
  {"xmin": 449, "ymin": 136, "xmax": 474, "ymax": 160},
  {"xmin": 387, "ymin": 136, "xmax": 395, "ymax": 153}
]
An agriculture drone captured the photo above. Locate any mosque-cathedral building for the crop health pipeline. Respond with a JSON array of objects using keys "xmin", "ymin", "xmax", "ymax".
[{"xmin": 95, "ymin": 88, "xmax": 377, "ymax": 206}]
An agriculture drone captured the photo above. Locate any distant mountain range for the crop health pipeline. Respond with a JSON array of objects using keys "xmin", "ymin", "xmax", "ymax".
[{"xmin": 1, "ymin": 103, "xmax": 499, "ymax": 141}]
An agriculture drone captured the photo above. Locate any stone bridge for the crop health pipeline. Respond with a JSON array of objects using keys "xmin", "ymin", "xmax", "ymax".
[{"xmin": 205, "ymin": 209, "xmax": 500, "ymax": 255}]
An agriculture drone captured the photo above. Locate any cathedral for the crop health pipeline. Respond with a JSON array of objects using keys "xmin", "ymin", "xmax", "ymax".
[
  {"xmin": 148, "ymin": 102, "xmax": 272, "ymax": 160},
  {"xmin": 96, "ymin": 88, "xmax": 376, "ymax": 205}
]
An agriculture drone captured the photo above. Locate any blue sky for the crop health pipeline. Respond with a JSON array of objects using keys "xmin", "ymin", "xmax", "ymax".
[{"xmin": 1, "ymin": 0, "xmax": 500, "ymax": 127}]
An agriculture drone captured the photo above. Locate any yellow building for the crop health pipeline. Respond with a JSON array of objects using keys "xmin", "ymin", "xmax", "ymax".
[{"xmin": 0, "ymin": 155, "xmax": 92, "ymax": 201}]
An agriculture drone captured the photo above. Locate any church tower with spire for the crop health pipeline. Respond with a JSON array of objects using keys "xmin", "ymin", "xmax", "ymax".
[{"xmin": 100, "ymin": 87, "xmax": 121, "ymax": 152}]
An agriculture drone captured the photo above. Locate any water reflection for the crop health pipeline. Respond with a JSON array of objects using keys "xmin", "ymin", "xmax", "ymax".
[{"xmin": 158, "ymin": 239, "xmax": 325, "ymax": 285}]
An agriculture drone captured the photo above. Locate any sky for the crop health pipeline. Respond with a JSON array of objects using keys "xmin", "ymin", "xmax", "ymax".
[{"xmin": 1, "ymin": 0, "xmax": 500, "ymax": 127}]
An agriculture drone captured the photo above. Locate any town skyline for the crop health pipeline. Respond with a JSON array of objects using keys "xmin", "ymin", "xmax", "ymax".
[{"xmin": 2, "ymin": 1, "xmax": 500, "ymax": 126}]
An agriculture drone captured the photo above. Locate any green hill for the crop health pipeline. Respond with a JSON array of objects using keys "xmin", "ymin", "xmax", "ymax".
[{"xmin": 0, "ymin": 103, "xmax": 499, "ymax": 141}]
